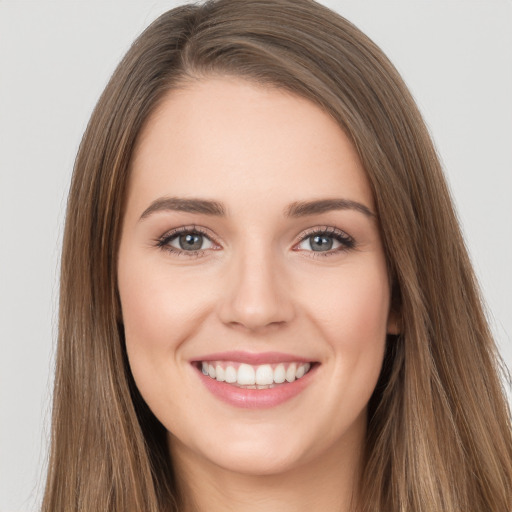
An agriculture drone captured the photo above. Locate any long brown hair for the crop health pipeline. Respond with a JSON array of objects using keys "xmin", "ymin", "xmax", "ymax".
[{"xmin": 43, "ymin": 1, "xmax": 512, "ymax": 510}]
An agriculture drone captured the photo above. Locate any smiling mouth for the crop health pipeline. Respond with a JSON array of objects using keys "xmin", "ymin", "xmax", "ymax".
[{"xmin": 196, "ymin": 361, "xmax": 314, "ymax": 389}]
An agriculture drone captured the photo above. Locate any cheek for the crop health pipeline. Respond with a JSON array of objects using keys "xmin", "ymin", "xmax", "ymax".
[
  {"xmin": 117, "ymin": 256, "xmax": 219, "ymax": 419},
  {"xmin": 313, "ymin": 264, "xmax": 389, "ymax": 436},
  {"xmin": 300, "ymin": 258, "xmax": 390, "ymax": 391},
  {"xmin": 307, "ymin": 259, "xmax": 390, "ymax": 340},
  {"xmin": 119, "ymin": 258, "xmax": 214, "ymax": 352}
]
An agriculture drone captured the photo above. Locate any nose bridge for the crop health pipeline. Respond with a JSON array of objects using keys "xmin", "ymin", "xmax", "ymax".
[{"xmin": 218, "ymin": 237, "xmax": 294, "ymax": 331}]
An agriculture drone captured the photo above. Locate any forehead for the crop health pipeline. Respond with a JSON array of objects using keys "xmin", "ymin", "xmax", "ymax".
[{"xmin": 128, "ymin": 77, "xmax": 374, "ymax": 216}]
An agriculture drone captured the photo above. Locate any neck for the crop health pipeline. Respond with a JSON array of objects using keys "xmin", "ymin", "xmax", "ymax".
[{"xmin": 170, "ymin": 423, "xmax": 365, "ymax": 512}]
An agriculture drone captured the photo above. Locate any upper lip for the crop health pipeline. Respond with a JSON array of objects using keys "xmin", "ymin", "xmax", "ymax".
[{"xmin": 191, "ymin": 351, "xmax": 315, "ymax": 365}]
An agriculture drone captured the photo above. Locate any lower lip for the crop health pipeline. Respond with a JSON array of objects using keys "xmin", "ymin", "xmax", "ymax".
[{"xmin": 194, "ymin": 365, "xmax": 317, "ymax": 409}]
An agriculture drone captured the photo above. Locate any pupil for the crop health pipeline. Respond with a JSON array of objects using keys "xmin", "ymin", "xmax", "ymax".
[
  {"xmin": 311, "ymin": 235, "xmax": 333, "ymax": 251},
  {"xmin": 179, "ymin": 233, "xmax": 203, "ymax": 250}
]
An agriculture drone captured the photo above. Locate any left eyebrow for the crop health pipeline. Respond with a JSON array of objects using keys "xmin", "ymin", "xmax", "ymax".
[{"xmin": 284, "ymin": 198, "xmax": 375, "ymax": 218}]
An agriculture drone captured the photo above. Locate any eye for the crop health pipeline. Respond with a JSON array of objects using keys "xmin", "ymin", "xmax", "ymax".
[
  {"xmin": 296, "ymin": 227, "xmax": 355, "ymax": 255},
  {"xmin": 156, "ymin": 226, "xmax": 217, "ymax": 256},
  {"xmin": 169, "ymin": 232, "xmax": 213, "ymax": 251}
]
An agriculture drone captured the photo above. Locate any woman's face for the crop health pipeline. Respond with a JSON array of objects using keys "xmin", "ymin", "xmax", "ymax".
[{"xmin": 118, "ymin": 77, "xmax": 396, "ymax": 477}]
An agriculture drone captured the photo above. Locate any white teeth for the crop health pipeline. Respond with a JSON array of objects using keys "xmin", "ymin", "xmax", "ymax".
[
  {"xmin": 274, "ymin": 364, "xmax": 286, "ymax": 383},
  {"xmin": 237, "ymin": 364, "xmax": 256, "ymax": 385},
  {"xmin": 255, "ymin": 364, "xmax": 274, "ymax": 385},
  {"xmin": 286, "ymin": 363, "xmax": 297, "ymax": 383},
  {"xmin": 225, "ymin": 365, "xmax": 237, "ymax": 383},
  {"xmin": 215, "ymin": 365, "xmax": 225, "ymax": 382},
  {"xmin": 200, "ymin": 361, "xmax": 312, "ymax": 386}
]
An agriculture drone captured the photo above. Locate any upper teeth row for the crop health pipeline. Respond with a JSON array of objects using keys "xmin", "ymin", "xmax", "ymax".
[{"xmin": 201, "ymin": 362, "xmax": 311, "ymax": 386}]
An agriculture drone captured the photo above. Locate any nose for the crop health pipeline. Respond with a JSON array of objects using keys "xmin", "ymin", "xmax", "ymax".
[{"xmin": 217, "ymin": 244, "xmax": 295, "ymax": 332}]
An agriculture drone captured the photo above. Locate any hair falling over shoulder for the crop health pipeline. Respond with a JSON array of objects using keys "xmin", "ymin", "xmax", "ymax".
[{"xmin": 42, "ymin": 1, "xmax": 512, "ymax": 511}]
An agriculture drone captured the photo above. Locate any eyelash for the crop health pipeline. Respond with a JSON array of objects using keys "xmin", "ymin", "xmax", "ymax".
[
  {"xmin": 155, "ymin": 225, "xmax": 216, "ymax": 259},
  {"xmin": 155, "ymin": 225, "xmax": 355, "ymax": 259},
  {"xmin": 297, "ymin": 226, "xmax": 355, "ymax": 257}
]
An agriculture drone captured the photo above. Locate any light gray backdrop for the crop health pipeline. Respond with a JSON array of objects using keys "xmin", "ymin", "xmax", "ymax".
[{"xmin": 1, "ymin": 1, "xmax": 511, "ymax": 510}]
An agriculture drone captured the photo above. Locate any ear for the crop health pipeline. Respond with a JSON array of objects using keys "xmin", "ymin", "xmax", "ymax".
[
  {"xmin": 386, "ymin": 280, "xmax": 401, "ymax": 335},
  {"xmin": 115, "ymin": 288, "xmax": 124, "ymax": 325},
  {"xmin": 386, "ymin": 308, "xmax": 400, "ymax": 335}
]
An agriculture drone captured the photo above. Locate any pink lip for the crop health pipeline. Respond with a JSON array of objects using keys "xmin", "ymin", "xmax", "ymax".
[
  {"xmin": 192, "ymin": 350, "xmax": 312, "ymax": 365},
  {"xmin": 191, "ymin": 352, "xmax": 318, "ymax": 409}
]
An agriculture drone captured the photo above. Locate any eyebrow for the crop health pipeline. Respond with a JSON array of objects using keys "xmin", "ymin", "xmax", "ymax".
[
  {"xmin": 139, "ymin": 196, "xmax": 375, "ymax": 221},
  {"xmin": 139, "ymin": 197, "xmax": 226, "ymax": 220},
  {"xmin": 284, "ymin": 198, "xmax": 375, "ymax": 218}
]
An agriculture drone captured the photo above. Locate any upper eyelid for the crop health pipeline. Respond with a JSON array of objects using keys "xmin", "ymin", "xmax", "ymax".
[
  {"xmin": 159, "ymin": 225, "xmax": 218, "ymax": 242},
  {"xmin": 292, "ymin": 226, "xmax": 353, "ymax": 247},
  {"xmin": 295, "ymin": 225, "xmax": 351, "ymax": 239}
]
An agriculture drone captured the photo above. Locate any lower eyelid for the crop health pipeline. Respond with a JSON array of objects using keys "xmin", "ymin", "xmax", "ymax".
[{"xmin": 164, "ymin": 247, "xmax": 209, "ymax": 259}]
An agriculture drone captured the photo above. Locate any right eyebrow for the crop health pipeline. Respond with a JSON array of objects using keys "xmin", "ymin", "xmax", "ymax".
[{"xmin": 139, "ymin": 197, "xmax": 226, "ymax": 221}]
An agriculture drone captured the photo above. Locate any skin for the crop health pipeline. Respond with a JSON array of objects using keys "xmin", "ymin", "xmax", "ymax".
[{"xmin": 118, "ymin": 77, "xmax": 398, "ymax": 512}]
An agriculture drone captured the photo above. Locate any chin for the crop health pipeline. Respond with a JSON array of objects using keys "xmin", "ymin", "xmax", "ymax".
[
  {"xmin": 209, "ymin": 443, "xmax": 307, "ymax": 477},
  {"xmin": 170, "ymin": 423, "xmax": 315, "ymax": 477}
]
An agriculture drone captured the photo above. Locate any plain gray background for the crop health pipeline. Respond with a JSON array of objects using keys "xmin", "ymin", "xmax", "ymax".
[{"xmin": 1, "ymin": 1, "xmax": 511, "ymax": 510}]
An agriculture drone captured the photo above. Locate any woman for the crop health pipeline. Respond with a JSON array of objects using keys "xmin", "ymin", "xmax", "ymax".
[{"xmin": 42, "ymin": 0, "xmax": 512, "ymax": 510}]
